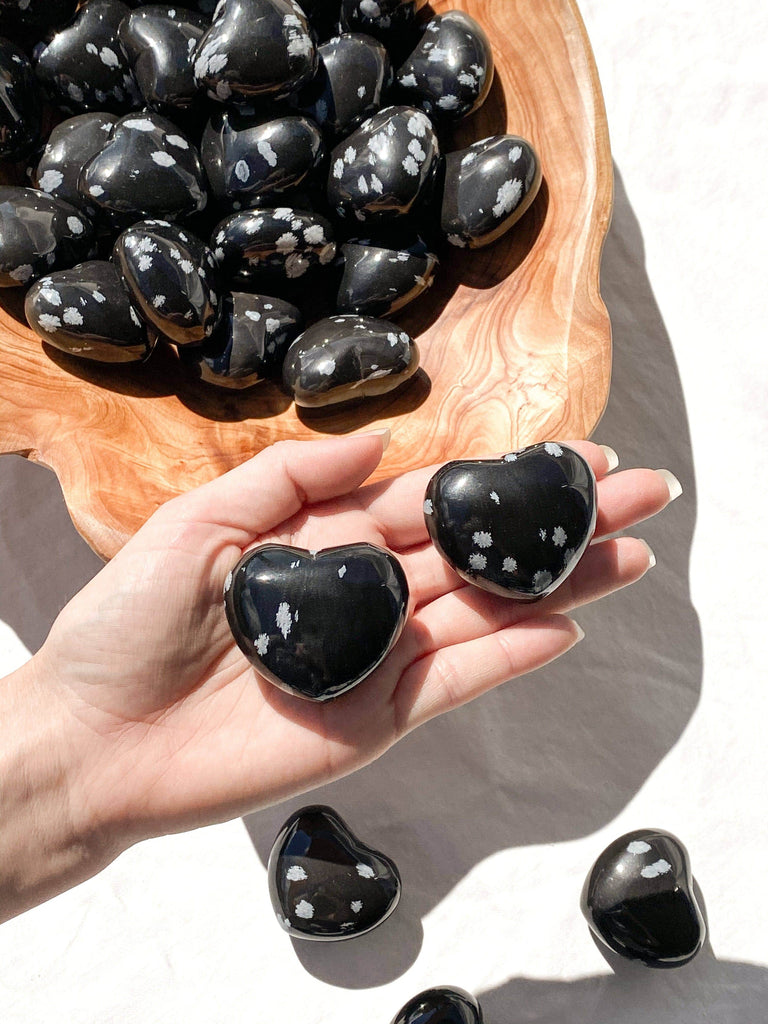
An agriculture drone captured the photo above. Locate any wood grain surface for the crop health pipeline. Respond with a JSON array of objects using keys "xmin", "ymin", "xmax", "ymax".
[{"xmin": 0, "ymin": 0, "xmax": 613, "ymax": 560}]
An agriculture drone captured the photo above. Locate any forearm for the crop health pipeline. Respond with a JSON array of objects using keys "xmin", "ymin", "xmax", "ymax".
[{"xmin": 0, "ymin": 656, "xmax": 119, "ymax": 924}]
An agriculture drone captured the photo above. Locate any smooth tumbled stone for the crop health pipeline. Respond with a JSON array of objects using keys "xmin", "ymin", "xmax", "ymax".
[
  {"xmin": 337, "ymin": 236, "xmax": 437, "ymax": 316},
  {"xmin": 211, "ymin": 207, "xmax": 335, "ymax": 283},
  {"xmin": 113, "ymin": 219, "xmax": 220, "ymax": 345},
  {"xmin": 118, "ymin": 5, "xmax": 210, "ymax": 113},
  {"xmin": 391, "ymin": 988, "xmax": 483, "ymax": 1024},
  {"xmin": 396, "ymin": 11, "xmax": 493, "ymax": 123},
  {"xmin": 0, "ymin": 187, "xmax": 95, "ymax": 288},
  {"xmin": 582, "ymin": 828, "xmax": 706, "ymax": 968},
  {"xmin": 179, "ymin": 291, "xmax": 302, "ymax": 387},
  {"xmin": 193, "ymin": 0, "xmax": 316, "ymax": 103},
  {"xmin": 268, "ymin": 805, "xmax": 401, "ymax": 940},
  {"xmin": 224, "ymin": 542, "xmax": 409, "ymax": 701},
  {"xmin": 34, "ymin": 0, "xmax": 142, "ymax": 114},
  {"xmin": 339, "ymin": 0, "xmax": 427, "ymax": 52},
  {"xmin": 441, "ymin": 135, "xmax": 542, "ymax": 249},
  {"xmin": 327, "ymin": 105, "xmax": 439, "ymax": 224},
  {"xmin": 201, "ymin": 109, "xmax": 323, "ymax": 203},
  {"xmin": 424, "ymin": 443, "xmax": 596, "ymax": 600},
  {"xmin": 291, "ymin": 32, "xmax": 391, "ymax": 138},
  {"xmin": 32, "ymin": 113, "xmax": 118, "ymax": 214},
  {"xmin": 25, "ymin": 260, "xmax": 152, "ymax": 363},
  {"xmin": 282, "ymin": 313, "xmax": 418, "ymax": 407},
  {"xmin": 0, "ymin": 37, "xmax": 42, "ymax": 161},
  {"xmin": 80, "ymin": 111, "xmax": 207, "ymax": 221}
]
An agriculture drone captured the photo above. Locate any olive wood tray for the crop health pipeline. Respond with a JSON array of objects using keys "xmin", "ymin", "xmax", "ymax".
[{"xmin": 0, "ymin": 0, "xmax": 613, "ymax": 560}]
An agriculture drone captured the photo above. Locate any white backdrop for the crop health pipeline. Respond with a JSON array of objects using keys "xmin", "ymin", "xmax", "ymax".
[{"xmin": 2, "ymin": 1, "xmax": 768, "ymax": 1020}]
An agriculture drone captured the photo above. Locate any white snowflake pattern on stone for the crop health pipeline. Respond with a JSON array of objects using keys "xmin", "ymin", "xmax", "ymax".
[
  {"xmin": 67, "ymin": 83, "xmax": 84, "ymax": 102},
  {"xmin": 123, "ymin": 118, "xmax": 156, "ymax": 131},
  {"xmin": 344, "ymin": 146, "xmax": 356, "ymax": 164},
  {"xmin": 253, "ymin": 633, "xmax": 269, "ymax": 655},
  {"xmin": 285, "ymin": 253, "xmax": 310, "ymax": 278},
  {"xmin": 294, "ymin": 899, "xmax": 314, "ymax": 919},
  {"xmin": 356, "ymin": 863, "xmax": 375, "ymax": 878},
  {"xmin": 490, "ymin": 491, "xmax": 500, "ymax": 504},
  {"xmin": 502, "ymin": 556, "xmax": 517, "ymax": 573},
  {"xmin": 461, "ymin": 152, "xmax": 478, "ymax": 168},
  {"xmin": 473, "ymin": 531, "xmax": 493, "ymax": 548},
  {"xmin": 62, "ymin": 307, "xmax": 83, "ymax": 325},
  {"xmin": 407, "ymin": 112, "xmax": 429, "ymax": 137},
  {"xmin": 370, "ymin": 174, "xmax": 384, "ymax": 194},
  {"xmin": 286, "ymin": 864, "xmax": 307, "ymax": 882},
  {"xmin": 332, "ymin": 157, "xmax": 344, "ymax": 179},
  {"xmin": 303, "ymin": 224, "xmax": 325, "ymax": 245},
  {"xmin": 234, "ymin": 159, "xmax": 250, "ymax": 182},
  {"xmin": 137, "ymin": 255, "xmax": 153, "ymax": 271},
  {"xmin": 437, "ymin": 94, "xmax": 459, "ymax": 110},
  {"xmin": 276, "ymin": 601, "xmax": 293, "ymax": 639},
  {"xmin": 152, "ymin": 295, "xmax": 166, "ymax": 308},
  {"xmin": 66, "ymin": 217, "xmax": 84, "ymax": 235},
  {"xmin": 257, "ymin": 140, "xmax": 277, "ymax": 167},
  {"xmin": 641, "ymin": 859, "xmax": 673, "ymax": 879},
  {"xmin": 503, "ymin": 452, "xmax": 518, "ymax": 461},
  {"xmin": 552, "ymin": 526, "xmax": 567, "ymax": 547},
  {"xmin": 402, "ymin": 154, "xmax": 419, "ymax": 176},
  {"xmin": 509, "ymin": 145, "xmax": 523, "ymax": 163},
  {"xmin": 276, "ymin": 232, "xmax": 299, "ymax": 251},
  {"xmin": 492, "ymin": 179, "xmax": 523, "ymax": 218},
  {"xmin": 338, "ymin": 565, "xmax": 347, "ymax": 578},
  {"xmin": 469, "ymin": 553, "xmax": 487, "ymax": 571},
  {"xmin": 265, "ymin": 318, "xmax": 280, "ymax": 333},
  {"xmin": 245, "ymin": 310, "xmax": 261, "ymax": 321},
  {"xmin": 129, "ymin": 307, "xmax": 141, "ymax": 327},
  {"xmin": 357, "ymin": 175, "xmax": 369, "ymax": 194},
  {"xmin": 180, "ymin": 260, "xmax": 195, "ymax": 274},
  {"xmin": 532, "ymin": 569, "xmax": 553, "ymax": 592},
  {"xmin": 357, "ymin": 85, "xmax": 366, "ymax": 98},
  {"xmin": 223, "ymin": 570, "xmax": 232, "ymax": 593},
  {"xmin": 39, "ymin": 286, "xmax": 61, "ymax": 306},
  {"xmin": 457, "ymin": 71, "xmax": 477, "ymax": 87},
  {"xmin": 151, "ymin": 151, "xmax": 175, "ymax": 167},
  {"xmin": 99, "ymin": 47, "xmax": 119, "ymax": 68},
  {"xmin": 318, "ymin": 357, "xmax": 336, "ymax": 375},
  {"xmin": 38, "ymin": 169, "xmax": 64, "ymax": 193},
  {"xmin": 319, "ymin": 243, "xmax": 336, "ymax": 265},
  {"xmin": 627, "ymin": 840, "xmax": 652, "ymax": 855},
  {"xmin": 423, "ymin": 499, "xmax": 433, "ymax": 515},
  {"xmin": 351, "ymin": 900, "xmax": 363, "ymax": 913},
  {"xmin": 400, "ymin": 73, "xmax": 417, "ymax": 88},
  {"xmin": 86, "ymin": 42, "xmax": 98, "ymax": 55},
  {"xmin": 544, "ymin": 442, "xmax": 564, "ymax": 457},
  {"xmin": 408, "ymin": 138, "xmax": 426, "ymax": 162},
  {"xmin": 37, "ymin": 313, "xmax": 61, "ymax": 332},
  {"xmin": 359, "ymin": 0, "xmax": 380, "ymax": 15}
]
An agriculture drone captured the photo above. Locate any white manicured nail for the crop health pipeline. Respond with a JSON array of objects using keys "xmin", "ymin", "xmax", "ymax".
[
  {"xmin": 599, "ymin": 445, "xmax": 619, "ymax": 471},
  {"xmin": 572, "ymin": 621, "xmax": 585, "ymax": 642},
  {"xmin": 358, "ymin": 427, "xmax": 391, "ymax": 451},
  {"xmin": 638, "ymin": 539, "xmax": 657, "ymax": 569},
  {"xmin": 656, "ymin": 469, "xmax": 682, "ymax": 501}
]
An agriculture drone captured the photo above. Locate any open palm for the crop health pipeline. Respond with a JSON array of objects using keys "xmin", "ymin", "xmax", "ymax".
[{"xmin": 37, "ymin": 433, "xmax": 672, "ymax": 848}]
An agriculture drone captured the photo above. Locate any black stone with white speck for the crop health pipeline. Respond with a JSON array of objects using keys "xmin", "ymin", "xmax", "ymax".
[
  {"xmin": 424, "ymin": 443, "xmax": 596, "ymax": 600},
  {"xmin": 327, "ymin": 105, "xmax": 440, "ymax": 224},
  {"xmin": 390, "ymin": 988, "xmax": 483, "ymax": 1024},
  {"xmin": 0, "ymin": 37, "xmax": 42, "ymax": 161},
  {"xmin": 80, "ymin": 110, "xmax": 207, "ymax": 221},
  {"xmin": 339, "ymin": 0, "xmax": 427, "ymax": 56},
  {"xmin": 0, "ymin": 187, "xmax": 96, "ymax": 288},
  {"xmin": 179, "ymin": 291, "xmax": 302, "ymax": 387},
  {"xmin": 441, "ymin": 135, "xmax": 542, "ymax": 249},
  {"xmin": 193, "ymin": 0, "xmax": 316, "ymax": 103},
  {"xmin": 211, "ymin": 207, "xmax": 335, "ymax": 285},
  {"xmin": 118, "ymin": 6, "xmax": 210, "ymax": 114},
  {"xmin": 282, "ymin": 313, "xmax": 419, "ymax": 407},
  {"xmin": 201, "ymin": 109, "xmax": 324, "ymax": 203},
  {"xmin": 268, "ymin": 805, "xmax": 401, "ymax": 940},
  {"xmin": 581, "ymin": 829, "xmax": 706, "ymax": 968},
  {"xmin": 396, "ymin": 11, "xmax": 493, "ymax": 124},
  {"xmin": 34, "ymin": 0, "xmax": 142, "ymax": 115},
  {"xmin": 224, "ymin": 542, "xmax": 409, "ymax": 701},
  {"xmin": 25, "ymin": 260, "xmax": 153, "ymax": 363},
  {"xmin": 291, "ymin": 32, "xmax": 391, "ymax": 139},
  {"xmin": 337, "ymin": 235, "xmax": 438, "ymax": 316},
  {"xmin": 32, "ymin": 113, "xmax": 118, "ymax": 215},
  {"xmin": 113, "ymin": 220, "xmax": 220, "ymax": 345}
]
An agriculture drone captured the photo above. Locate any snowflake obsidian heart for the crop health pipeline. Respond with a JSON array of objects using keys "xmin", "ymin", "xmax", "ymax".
[{"xmin": 424, "ymin": 442, "xmax": 597, "ymax": 600}]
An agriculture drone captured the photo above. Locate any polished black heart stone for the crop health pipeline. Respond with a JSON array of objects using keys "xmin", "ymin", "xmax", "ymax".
[
  {"xmin": 282, "ymin": 313, "xmax": 419, "ymax": 407},
  {"xmin": 80, "ymin": 111, "xmax": 207, "ymax": 221},
  {"xmin": 25, "ymin": 260, "xmax": 153, "ymax": 363},
  {"xmin": 224, "ymin": 542, "xmax": 409, "ymax": 701},
  {"xmin": 34, "ymin": 0, "xmax": 142, "ymax": 114},
  {"xmin": 179, "ymin": 290, "xmax": 302, "ymax": 387},
  {"xmin": 268, "ymin": 805, "xmax": 401, "ymax": 940},
  {"xmin": 391, "ymin": 988, "xmax": 483, "ymax": 1024},
  {"xmin": 33, "ymin": 113, "xmax": 118, "ymax": 214},
  {"xmin": 337, "ymin": 235, "xmax": 437, "ymax": 316},
  {"xmin": 113, "ymin": 219, "xmax": 220, "ymax": 345},
  {"xmin": 396, "ymin": 11, "xmax": 493, "ymax": 123},
  {"xmin": 441, "ymin": 135, "xmax": 542, "ymax": 249},
  {"xmin": 328, "ymin": 104, "xmax": 439, "ymax": 223},
  {"xmin": 424, "ymin": 443, "xmax": 596, "ymax": 600},
  {"xmin": 118, "ymin": 5, "xmax": 210, "ymax": 114},
  {"xmin": 193, "ymin": 0, "xmax": 316, "ymax": 103},
  {"xmin": 211, "ymin": 207, "xmax": 335, "ymax": 284},
  {"xmin": 581, "ymin": 828, "xmax": 706, "ymax": 968},
  {"xmin": 0, "ymin": 37, "xmax": 42, "ymax": 161},
  {"xmin": 201, "ymin": 109, "xmax": 323, "ymax": 203},
  {"xmin": 0, "ymin": 187, "xmax": 96, "ymax": 288},
  {"xmin": 291, "ymin": 32, "xmax": 391, "ymax": 138},
  {"xmin": 0, "ymin": 0, "xmax": 78, "ymax": 40}
]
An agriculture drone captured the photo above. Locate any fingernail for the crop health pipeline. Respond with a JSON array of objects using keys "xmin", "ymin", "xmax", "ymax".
[
  {"xmin": 656, "ymin": 469, "xmax": 682, "ymax": 502},
  {"xmin": 357, "ymin": 427, "xmax": 391, "ymax": 451},
  {"xmin": 599, "ymin": 445, "xmax": 619, "ymax": 472},
  {"xmin": 572, "ymin": 621, "xmax": 586, "ymax": 643},
  {"xmin": 639, "ymin": 539, "xmax": 657, "ymax": 569}
]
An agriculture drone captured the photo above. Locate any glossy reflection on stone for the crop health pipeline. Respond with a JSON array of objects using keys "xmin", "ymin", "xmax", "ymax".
[
  {"xmin": 0, "ymin": 37, "xmax": 42, "ymax": 161},
  {"xmin": 34, "ymin": 0, "xmax": 142, "ymax": 114},
  {"xmin": 179, "ymin": 291, "xmax": 302, "ymax": 387},
  {"xmin": 339, "ymin": 0, "xmax": 427, "ymax": 53},
  {"xmin": 32, "ymin": 113, "xmax": 117, "ymax": 215},
  {"xmin": 441, "ymin": 135, "xmax": 542, "ymax": 249},
  {"xmin": 224, "ymin": 542, "xmax": 409, "ymax": 701},
  {"xmin": 327, "ymin": 105, "xmax": 439, "ymax": 223},
  {"xmin": 118, "ymin": 6, "xmax": 210, "ymax": 113},
  {"xmin": 212, "ymin": 207, "xmax": 335, "ymax": 284},
  {"xmin": 0, "ymin": 187, "xmax": 96, "ymax": 288},
  {"xmin": 396, "ymin": 11, "xmax": 493, "ymax": 123},
  {"xmin": 337, "ymin": 235, "xmax": 437, "ymax": 316},
  {"xmin": 268, "ymin": 805, "xmax": 402, "ymax": 940},
  {"xmin": 25, "ymin": 260, "xmax": 152, "ymax": 363},
  {"xmin": 424, "ymin": 443, "xmax": 596, "ymax": 600},
  {"xmin": 391, "ymin": 987, "xmax": 483, "ymax": 1024},
  {"xmin": 282, "ymin": 313, "xmax": 419, "ymax": 407},
  {"xmin": 113, "ymin": 219, "xmax": 220, "ymax": 345},
  {"xmin": 582, "ymin": 828, "xmax": 706, "ymax": 968},
  {"xmin": 80, "ymin": 111, "xmax": 207, "ymax": 221}
]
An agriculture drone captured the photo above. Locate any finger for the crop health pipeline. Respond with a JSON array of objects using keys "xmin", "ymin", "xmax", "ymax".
[
  {"xmin": 594, "ymin": 468, "xmax": 681, "ymax": 538},
  {"xmin": 158, "ymin": 431, "xmax": 390, "ymax": 542},
  {"xmin": 399, "ymin": 541, "xmax": 465, "ymax": 609},
  {"xmin": 394, "ymin": 615, "xmax": 583, "ymax": 732}
]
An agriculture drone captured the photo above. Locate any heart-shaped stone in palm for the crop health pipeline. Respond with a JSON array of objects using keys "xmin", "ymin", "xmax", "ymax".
[
  {"xmin": 424, "ymin": 442, "xmax": 596, "ymax": 600},
  {"xmin": 390, "ymin": 987, "xmax": 483, "ymax": 1024},
  {"xmin": 268, "ymin": 805, "xmax": 401, "ymax": 940},
  {"xmin": 224, "ymin": 543, "xmax": 409, "ymax": 701}
]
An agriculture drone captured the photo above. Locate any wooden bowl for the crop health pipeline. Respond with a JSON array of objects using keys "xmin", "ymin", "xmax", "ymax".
[{"xmin": 0, "ymin": 0, "xmax": 612, "ymax": 560}]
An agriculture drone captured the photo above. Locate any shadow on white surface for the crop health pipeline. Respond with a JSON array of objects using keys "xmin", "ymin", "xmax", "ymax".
[{"xmin": 244, "ymin": 165, "xmax": 705, "ymax": 992}]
